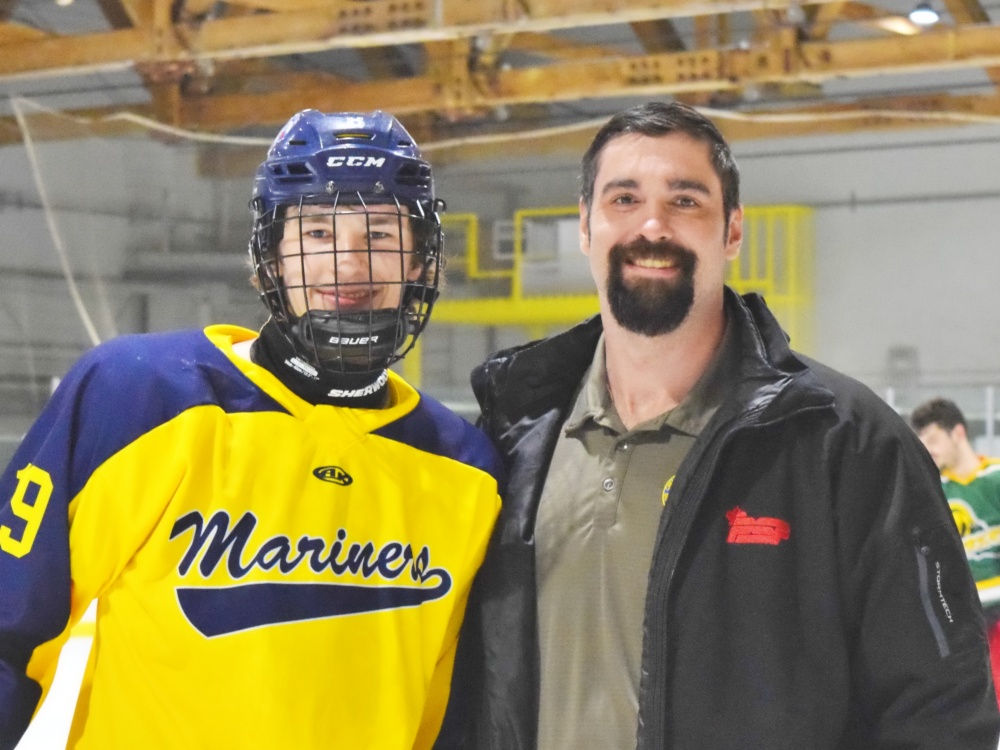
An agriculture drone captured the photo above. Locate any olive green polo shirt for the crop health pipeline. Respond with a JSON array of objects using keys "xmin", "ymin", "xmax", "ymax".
[{"xmin": 535, "ymin": 321, "xmax": 738, "ymax": 750}]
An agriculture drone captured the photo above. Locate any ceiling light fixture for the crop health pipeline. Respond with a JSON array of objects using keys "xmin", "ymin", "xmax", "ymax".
[
  {"xmin": 785, "ymin": 2, "xmax": 806, "ymax": 25},
  {"xmin": 55, "ymin": 0, "xmax": 75, "ymax": 6},
  {"xmin": 908, "ymin": 2, "xmax": 940, "ymax": 26}
]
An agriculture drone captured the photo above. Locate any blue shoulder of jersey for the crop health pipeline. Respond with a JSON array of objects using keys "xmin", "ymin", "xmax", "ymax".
[
  {"xmin": 373, "ymin": 393, "xmax": 505, "ymax": 491},
  {"xmin": 18, "ymin": 329, "xmax": 287, "ymax": 502}
]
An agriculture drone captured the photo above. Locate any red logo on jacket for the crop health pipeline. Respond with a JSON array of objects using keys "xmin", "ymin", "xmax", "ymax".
[{"xmin": 725, "ymin": 507, "xmax": 790, "ymax": 545}]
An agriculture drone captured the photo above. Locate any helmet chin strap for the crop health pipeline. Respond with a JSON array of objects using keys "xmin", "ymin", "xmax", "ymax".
[{"xmin": 251, "ymin": 318, "xmax": 393, "ymax": 408}]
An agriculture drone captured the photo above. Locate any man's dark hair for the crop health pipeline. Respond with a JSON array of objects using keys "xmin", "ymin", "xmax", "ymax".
[
  {"xmin": 911, "ymin": 397, "xmax": 967, "ymax": 432},
  {"xmin": 580, "ymin": 101, "xmax": 741, "ymax": 223}
]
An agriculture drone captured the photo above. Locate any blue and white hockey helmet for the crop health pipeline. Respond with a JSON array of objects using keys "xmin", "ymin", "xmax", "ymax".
[
  {"xmin": 249, "ymin": 110, "xmax": 443, "ymax": 375},
  {"xmin": 252, "ymin": 109, "xmax": 435, "ymax": 214}
]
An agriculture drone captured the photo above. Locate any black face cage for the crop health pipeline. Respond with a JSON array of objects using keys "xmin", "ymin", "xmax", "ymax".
[{"xmin": 249, "ymin": 192, "xmax": 442, "ymax": 374}]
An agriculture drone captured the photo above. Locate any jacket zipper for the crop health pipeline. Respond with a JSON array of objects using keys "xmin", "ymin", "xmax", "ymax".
[
  {"xmin": 637, "ymin": 400, "xmax": 832, "ymax": 748},
  {"xmin": 638, "ymin": 405, "xmax": 764, "ymax": 748},
  {"xmin": 911, "ymin": 528, "xmax": 951, "ymax": 659}
]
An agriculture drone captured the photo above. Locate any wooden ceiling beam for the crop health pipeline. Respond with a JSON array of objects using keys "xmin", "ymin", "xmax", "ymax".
[
  {"xmin": 807, "ymin": 2, "xmax": 847, "ymax": 40},
  {"xmin": 8, "ymin": 19, "xmax": 1000, "ymax": 137},
  {"xmin": 421, "ymin": 39, "xmax": 495, "ymax": 121},
  {"xmin": 807, "ymin": 1, "xmax": 928, "ymax": 39},
  {"xmin": 717, "ymin": 91, "xmax": 1000, "ymax": 139},
  {"xmin": 940, "ymin": 0, "xmax": 990, "ymax": 25},
  {"xmin": 0, "ymin": 22, "xmax": 48, "ymax": 45},
  {"xmin": 180, "ymin": 76, "xmax": 441, "ymax": 129},
  {"xmin": 4, "ymin": 88, "xmax": 998, "ymax": 166},
  {"xmin": 97, "ymin": 0, "xmax": 186, "ymax": 126},
  {"xmin": 224, "ymin": 0, "xmax": 350, "ymax": 10},
  {"xmin": 836, "ymin": 2, "xmax": 923, "ymax": 35},
  {"xmin": 938, "ymin": 0, "xmax": 1000, "ymax": 89},
  {"xmin": 795, "ymin": 25, "xmax": 1000, "ymax": 82},
  {"xmin": 193, "ymin": 88, "xmax": 1000, "ymax": 175},
  {"xmin": 155, "ymin": 24, "xmax": 1000, "ymax": 134},
  {"xmin": 0, "ymin": 0, "xmax": 845, "ymax": 81},
  {"xmin": 503, "ymin": 32, "xmax": 628, "ymax": 61},
  {"xmin": 425, "ymin": 90, "xmax": 1000, "ymax": 165}
]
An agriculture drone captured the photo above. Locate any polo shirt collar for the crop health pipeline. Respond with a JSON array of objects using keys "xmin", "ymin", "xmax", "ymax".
[{"xmin": 564, "ymin": 315, "xmax": 739, "ymax": 438}]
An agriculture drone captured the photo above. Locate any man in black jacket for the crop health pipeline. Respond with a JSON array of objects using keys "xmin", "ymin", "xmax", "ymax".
[{"xmin": 449, "ymin": 102, "xmax": 1000, "ymax": 749}]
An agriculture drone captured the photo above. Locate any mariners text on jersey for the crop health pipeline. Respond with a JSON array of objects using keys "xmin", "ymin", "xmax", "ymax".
[{"xmin": 0, "ymin": 325, "xmax": 502, "ymax": 750}]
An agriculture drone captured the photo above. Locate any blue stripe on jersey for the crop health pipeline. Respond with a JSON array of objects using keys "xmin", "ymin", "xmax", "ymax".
[
  {"xmin": 21, "ymin": 329, "xmax": 287, "ymax": 503},
  {"xmin": 177, "ymin": 577, "xmax": 453, "ymax": 638},
  {"xmin": 373, "ymin": 393, "xmax": 504, "ymax": 488}
]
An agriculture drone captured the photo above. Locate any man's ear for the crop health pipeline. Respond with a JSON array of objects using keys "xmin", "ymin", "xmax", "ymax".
[
  {"xmin": 953, "ymin": 423, "xmax": 969, "ymax": 443},
  {"xmin": 724, "ymin": 205, "xmax": 743, "ymax": 261},
  {"xmin": 579, "ymin": 198, "xmax": 591, "ymax": 257}
]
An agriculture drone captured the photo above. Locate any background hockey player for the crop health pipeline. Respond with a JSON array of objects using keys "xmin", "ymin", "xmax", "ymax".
[{"xmin": 913, "ymin": 396, "xmax": 1000, "ymax": 708}]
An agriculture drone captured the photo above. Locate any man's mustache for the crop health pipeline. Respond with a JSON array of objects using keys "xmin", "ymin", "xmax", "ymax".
[{"xmin": 609, "ymin": 237, "xmax": 697, "ymax": 268}]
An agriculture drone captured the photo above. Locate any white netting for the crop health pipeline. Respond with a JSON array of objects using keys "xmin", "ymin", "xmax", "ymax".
[{"xmin": 0, "ymin": 97, "xmax": 270, "ymax": 449}]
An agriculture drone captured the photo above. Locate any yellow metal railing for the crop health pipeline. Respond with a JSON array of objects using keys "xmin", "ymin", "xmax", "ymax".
[
  {"xmin": 727, "ymin": 205, "xmax": 814, "ymax": 353},
  {"xmin": 434, "ymin": 207, "xmax": 598, "ymax": 327},
  {"xmin": 441, "ymin": 212, "xmax": 511, "ymax": 281},
  {"xmin": 435, "ymin": 204, "xmax": 814, "ymax": 349}
]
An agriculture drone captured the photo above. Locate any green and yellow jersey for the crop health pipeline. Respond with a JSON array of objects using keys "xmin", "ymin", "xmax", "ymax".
[
  {"xmin": 0, "ymin": 325, "xmax": 501, "ymax": 749},
  {"xmin": 943, "ymin": 457, "xmax": 1000, "ymax": 608}
]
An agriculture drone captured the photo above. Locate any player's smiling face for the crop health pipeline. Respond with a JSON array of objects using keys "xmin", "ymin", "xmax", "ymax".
[
  {"xmin": 278, "ymin": 203, "xmax": 421, "ymax": 317},
  {"xmin": 579, "ymin": 132, "xmax": 742, "ymax": 336}
]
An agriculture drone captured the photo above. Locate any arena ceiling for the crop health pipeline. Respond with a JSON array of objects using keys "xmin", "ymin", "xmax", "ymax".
[{"xmin": 1, "ymin": 0, "xmax": 1000, "ymax": 166}]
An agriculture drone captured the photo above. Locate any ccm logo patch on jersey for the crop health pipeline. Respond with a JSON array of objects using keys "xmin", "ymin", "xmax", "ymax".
[
  {"xmin": 313, "ymin": 466, "xmax": 353, "ymax": 486},
  {"xmin": 326, "ymin": 155, "xmax": 386, "ymax": 168}
]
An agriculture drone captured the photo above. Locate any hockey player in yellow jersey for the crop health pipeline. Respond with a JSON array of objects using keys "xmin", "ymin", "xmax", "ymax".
[{"xmin": 0, "ymin": 110, "xmax": 502, "ymax": 749}]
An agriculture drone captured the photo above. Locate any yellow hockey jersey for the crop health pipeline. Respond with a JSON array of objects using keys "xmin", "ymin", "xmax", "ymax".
[{"xmin": 0, "ymin": 325, "xmax": 502, "ymax": 749}]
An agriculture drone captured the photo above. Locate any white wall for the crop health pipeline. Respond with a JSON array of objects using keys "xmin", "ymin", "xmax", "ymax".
[
  {"xmin": 813, "ymin": 199, "xmax": 1000, "ymax": 384},
  {"xmin": 736, "ymin": 125, "xmax": 1000, "ymax": 387}
]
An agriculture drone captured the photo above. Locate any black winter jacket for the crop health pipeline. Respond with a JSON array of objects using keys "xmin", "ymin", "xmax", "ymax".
[{"xmin": 448, "ymin": 290, "xmax": 1000, "ymax": 750}]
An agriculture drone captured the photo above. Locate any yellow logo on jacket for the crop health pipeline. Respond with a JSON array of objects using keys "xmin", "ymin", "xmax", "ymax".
[{"xmin": 661, "ymin": 475, "xmax": 674, "ymax": 506}]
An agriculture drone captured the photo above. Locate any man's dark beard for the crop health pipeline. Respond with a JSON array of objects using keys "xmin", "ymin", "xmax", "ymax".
[{"xmin": 606, "ymin": 237, "xmax": 698, "ymax": 336}]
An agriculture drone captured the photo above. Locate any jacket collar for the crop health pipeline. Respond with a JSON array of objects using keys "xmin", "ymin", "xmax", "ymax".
[{"xmin": 472, "ymin": 288, "xmax": 834, "ymax": 433}]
